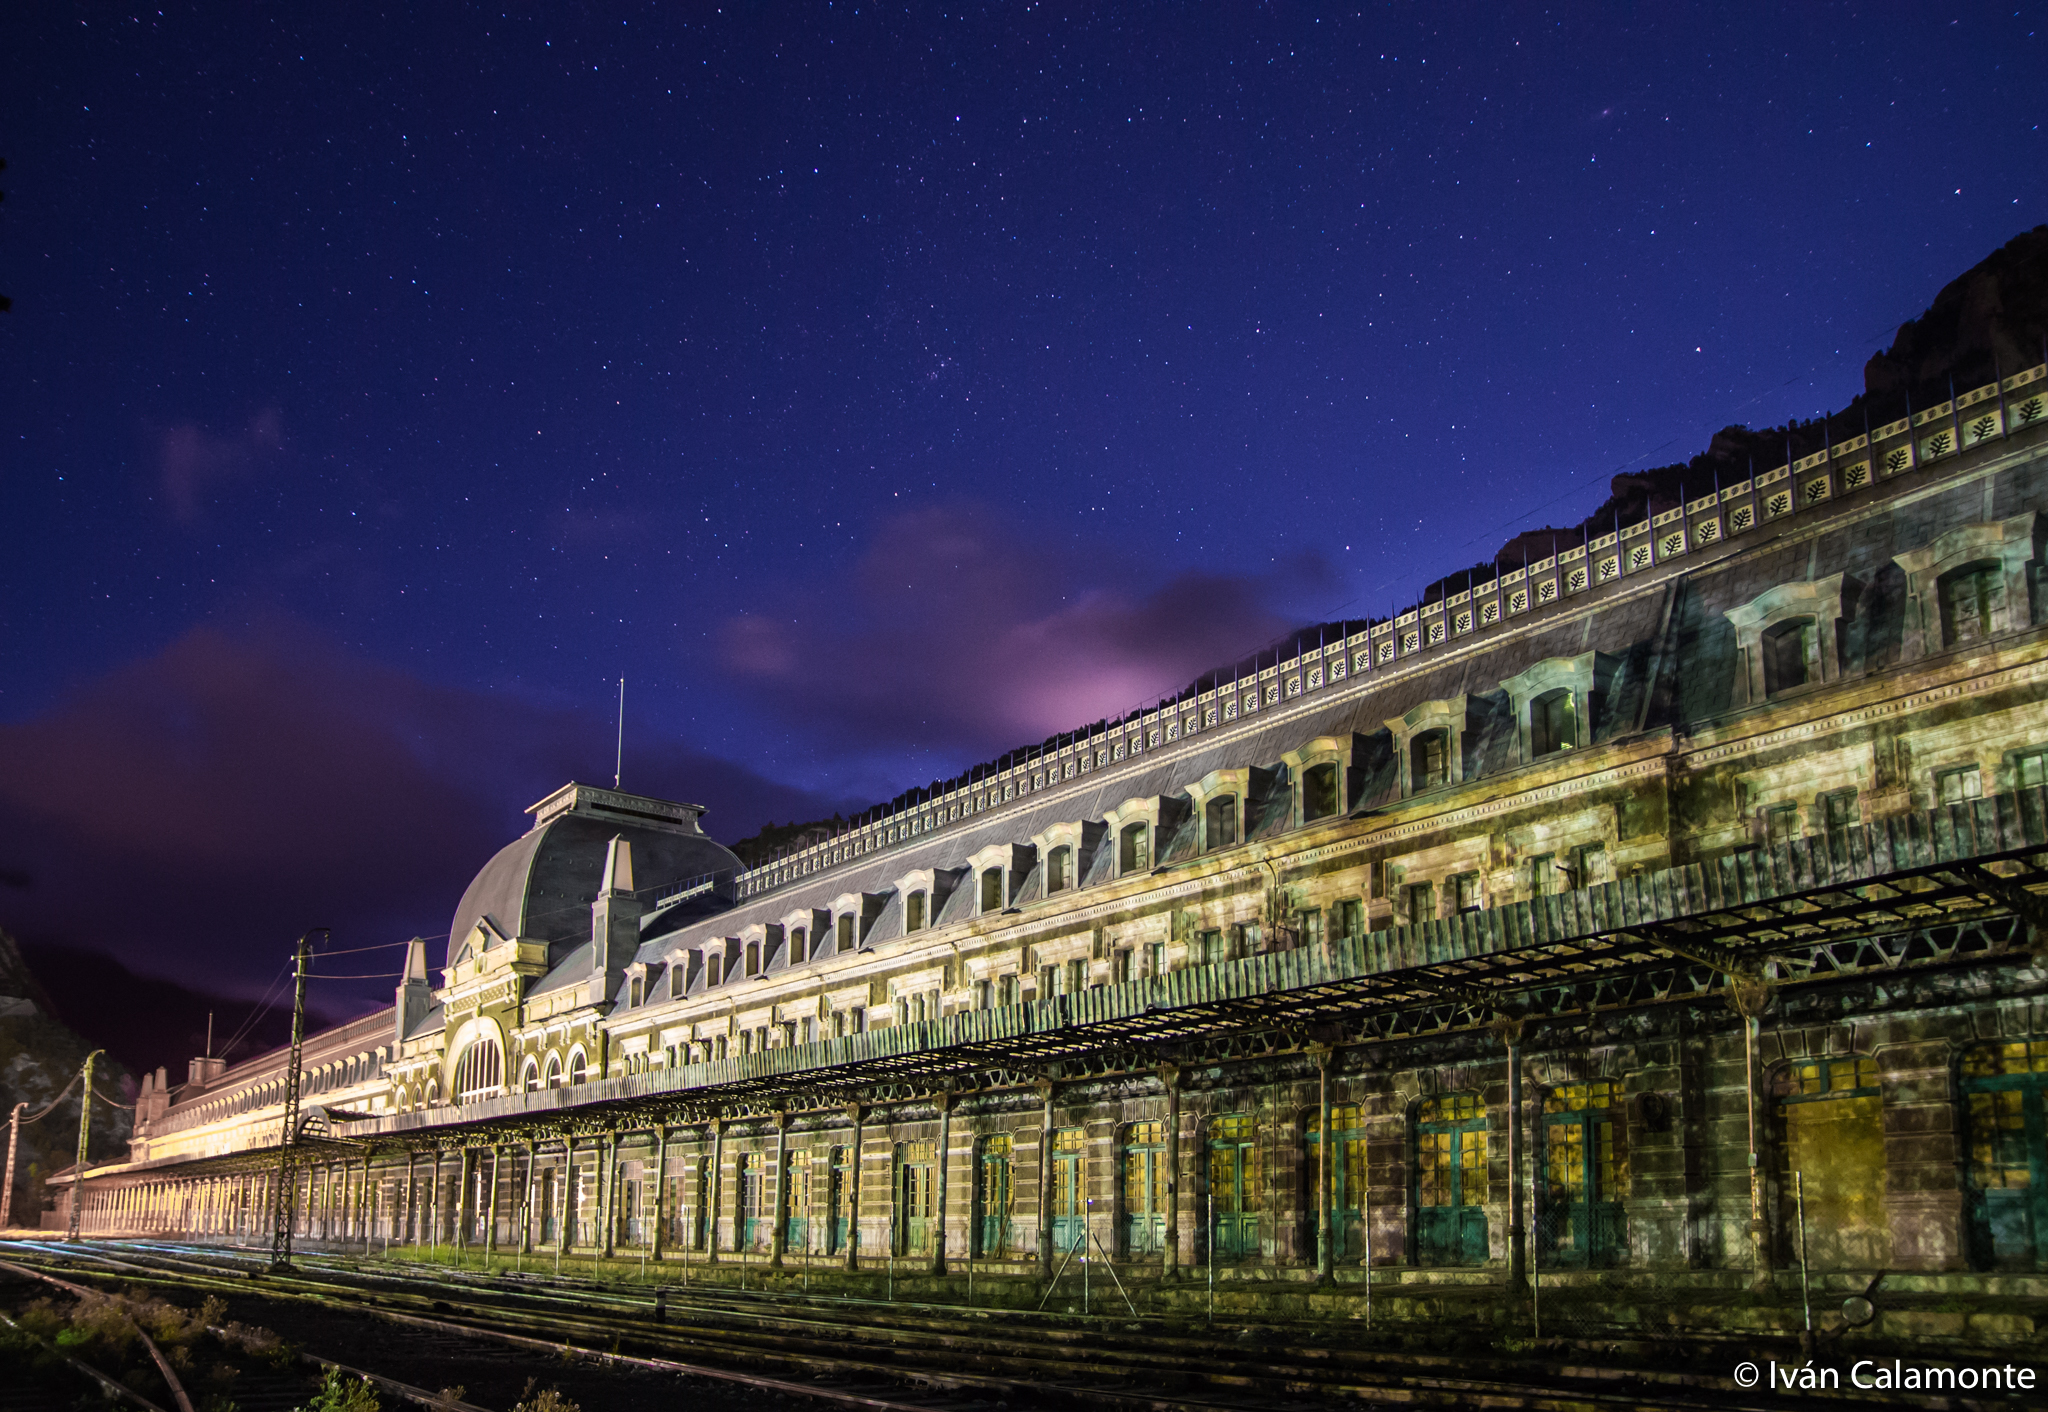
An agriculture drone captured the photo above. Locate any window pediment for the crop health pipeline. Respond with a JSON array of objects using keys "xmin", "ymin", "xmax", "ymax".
[
  {"xmin": 1893, "ymin": 511, "xmax": 2038, "ymax": 658},
  {"xmin": 1385, "ymin": 696, "xmax": 1469, "ymax": 796},
  {"xmin": 1725, "ymin": 575, "xmax": 1849, "ymax": 706},
  {"xmin": 1499, "ymin": 651, "xmax": 1617, "ymax": 764}
]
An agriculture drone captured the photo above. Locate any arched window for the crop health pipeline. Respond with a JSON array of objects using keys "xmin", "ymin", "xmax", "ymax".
[
  {"xmin": 706, "ymin": 952, "xmax": 723, "ymax": 986},
  {"xmin": 1761, "ymin": 618, "xmax": 1816, "ymax": 695},
  {"xmin": 544, "ymin": 1054, "xmax": 563, "ymax": 1089},
  {"xmin": 521, "ymin": 1058, "xmax": 540, "ymax": 1093},
  {"xmin": 568, "ymin": 1049, "xmax": 588, "ymax": 1085},
  {"xmin": 423, "ymin": 1076, "xmax": 440, "ymax": 1107},
  {"xmin": 1205, "ymin": 796, "xmax": 1239, "ymax": 850},
  {"xmin": 1530, "ymin": 688, "xmax": 1576, "ymax": 756},
  {"xmin": 980, "ymin": 868, "xmax": 1004, "ymax": 912},
  {"xmin": 1046, "ymin": 848, "xmax": 1072, "ymax": 894},
  {"xmin": 452, "ymin": 1037, "xmax": 503, "ymax": 1103},
  {"xmin": 1119, "ymin": 822, "xmax": 1150, "ymax": 874}
]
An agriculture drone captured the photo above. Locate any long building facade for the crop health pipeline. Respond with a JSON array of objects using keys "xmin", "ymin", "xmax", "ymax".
[{"xmin": 55, "ymin": 365, "xmax": 2048, "ymax": 1322}]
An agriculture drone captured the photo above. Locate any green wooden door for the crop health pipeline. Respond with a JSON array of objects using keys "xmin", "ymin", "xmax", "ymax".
[
  {"xmin": 1307, "ymin": 1104, "xmax": 1369, "ymax": 1263},
  {"xmin": 1541, "ymin": 1082, "xmax": 1622, "ymax": 1268},
  {"xmin": 737, "ymin": 1152, "xmax": 767, "ymax": 1251},
  {"xmin": 1208, "ymin": 1113, "xmax": 1261, "ymax": 1259},
  {"xmin": 1050, "ymin": 1127, "xmax": 1086, "ymax": 1255},
  {"xmin": 1965, "ymin": 1040, "xmax": 2048, "ymax": 1269},
  {"xmin": 977, "ymin": 1135, "xmax": 1013, "ymax": 1257},
  {"xmin": 896, "ymin": 1140, "xmax": 935, "ymax": 1255},
  {"xmin": 1123, "ymin": 1121, "xmax": 1166, "ymax": 1255},
  {"xmin": 1414, "ymin": 1094, "xmax": 1488, "ymax": 1265}
]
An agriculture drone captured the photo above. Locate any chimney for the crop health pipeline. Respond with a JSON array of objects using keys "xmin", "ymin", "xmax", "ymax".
[
  {"xmin": 589, "ymin": 835, "xmax": 643, "ymax": 1003},
  {"xmin": 394, "ymin": 937, "xmax": 433, "ymax": 1051},
  {"xmin": 185, "ymin": 1057, "xmax": 223, "ymax": 1092}
]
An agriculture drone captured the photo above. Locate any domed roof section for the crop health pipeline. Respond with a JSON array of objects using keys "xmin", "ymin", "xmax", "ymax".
[{"xmin": 448, "ymin": 783, "xmax": 741, "ymax": 955}]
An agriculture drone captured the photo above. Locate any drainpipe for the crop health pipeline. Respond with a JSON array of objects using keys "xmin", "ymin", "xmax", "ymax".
[
  {"xmin": 1036, "ymin": 1079, "xmax": 1057, "ymax": 1276},
  {"xmin": 1160, "ymin": 1064, "xmax": 1181, "ymax": 1279},
  {"xmin": 521, "ymin": 1140, "xmax": 536, "ymax": 1254},
  {"xmin": 771, "ymin": 1112, "xmax": 790, "ymax": 1268},
  {"xmin": 932, "ymin": 1091, "xmax": 953, "ymax": 1276},
  {"xmin": 1730, "ymin": 976, "xmax": 1775, "ymax": 1289},
  {"xmin": 651, "ymin": 1126, "xmax": 668, "ymax": 1261},
  {"xmin": 1491, "ymin": 1015, "xmax": 1528, "ymax": 1294},
  {"xmin": 844, "ymin": 1103, "xmax": 865, "ymax": 1271},
  {"xmin": 1311, "ymin": 1044, "xmax": 1334, "ymax": 1284},
  {"xmin": 706, "ymin": 1119, "xmax": 723, "ymax": 1263}
]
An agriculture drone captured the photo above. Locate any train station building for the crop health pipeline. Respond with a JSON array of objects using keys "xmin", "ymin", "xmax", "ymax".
[{"xmin": 50, "ymin": 363, "xmax": 2048, "ymax": 1335}]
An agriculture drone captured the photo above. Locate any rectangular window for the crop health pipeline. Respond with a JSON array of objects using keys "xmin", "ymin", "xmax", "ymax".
[
  {"xmin": 1413, "ymin": 731, "xmax": 1450, "ymax": 790},
  {"xmin": 973, "ymin": 978, "xmax": 991, "ymax": 1010},
  {"xmin": 707, "ymin": 954, "xmax": 722, "ymax": 987},
  {"xmin": 1764, "ymin": 803, "xmax": 1799, "ymax": 846},
  {"xmin": 671, "ymin": 966, "xmax": 684, "ymax": 998},
  {"xmin": 1452, "ymin": 873, "xmax": 1483, "ymax": 914},
  {"xmin": 1197, "ymin": 928, "xmax": 1225, "ymax": 965},
  {"xmin": 838, "ymin": 913, "xmax": 856, "ymax": 952},
  {"xmin": 1300, "ymin": 909, "xmax": 1325, "ymax": 949},
  {"xmin": 1572, "ymin": 842, "xmax": 1607, "ymax": 885},
  {"xmin": 1527, "ymin": 853, "xmax": 1555, "ymax": 896},
  {"xmin": 1067, "ymin": 958, "xmax": 1089, "ymax": 993},
  {"xmin": 1112, "ymin": 949, "xmax": 1133, "ymax": 984},
  {"xmin": 1938, "ymin": 764, "xmax": 1983, "ymax": 806},
  {"xmin": 1146, "ymin": 941, "xmax": 1168, "ymax": 977},
  {"xmin": 2012, "ymin": 748, "xmax": 2048, "ymax": 793},
  {"xmin": 629, "ymin": 976, "xmax": 644, "ymax": 1007},
  {"xmin": 1334, "ymin": 898, "xmax": 1363, "ymax": 939},
  {"xmin": 1234, "ymin": 922, "xmax": 1262, "ymax": 955},
  {"xmin": 1820, "ymin": 788, "xmax": 1859, "ymax": 838},
  {"xmin": 789, "ymin": 928, "xmax": 806, "ymax": 964},
  {"xmin": 999, "ymin": 974, "xmax": 1020, "ymax": 1007},
  {"xmin": 1405, "ymin": 880, "xmax": 1436, "ymax": 925}
]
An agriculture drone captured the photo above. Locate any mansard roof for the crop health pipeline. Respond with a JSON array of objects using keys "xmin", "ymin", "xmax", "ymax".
[
  {"xmin": 618, "ymin": 434, "xmax": 2048, "ymax": 970},
  {"xmin": 448, "ymin": 783, "xmax": 740, "ymax": 957}
]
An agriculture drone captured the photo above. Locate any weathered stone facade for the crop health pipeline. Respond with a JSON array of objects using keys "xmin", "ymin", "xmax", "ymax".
[{"xmin": 58, "ymin": 365, "xmax": 2048, "ymax": 1321}]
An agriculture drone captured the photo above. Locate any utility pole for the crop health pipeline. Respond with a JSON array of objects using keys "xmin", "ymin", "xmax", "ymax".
[
  {"xmin": 270, "ymin": 929, "xmax": 326, "ymax": 1271},
  {"xmin": 3, "ymin": 1100, "xmax": 25, "ymax": 1231},
  {"xmin": 67, "ymin": 1050, "xmax": 104, "ymax": 1242}
]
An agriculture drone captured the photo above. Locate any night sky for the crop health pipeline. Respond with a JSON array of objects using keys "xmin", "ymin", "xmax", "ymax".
[{"xmin": 2, "ymin": 4, "xmax": 2044, "ymax": 1065}]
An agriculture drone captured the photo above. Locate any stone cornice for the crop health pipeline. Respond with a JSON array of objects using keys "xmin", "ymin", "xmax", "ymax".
[{"xmin": 1679, "ymin": 642, "xmax": 2048, "ymax": 770}]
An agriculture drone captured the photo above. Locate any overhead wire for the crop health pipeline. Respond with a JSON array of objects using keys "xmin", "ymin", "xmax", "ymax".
[{"xmin": 12, "ymin": 1067, "xmax": 87, "ymax": 1125}]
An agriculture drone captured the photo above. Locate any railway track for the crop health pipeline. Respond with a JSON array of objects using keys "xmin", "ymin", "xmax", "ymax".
[{"xmin": 0, "ymin": 1239, "xmax": 1980, "ymax": 1411}]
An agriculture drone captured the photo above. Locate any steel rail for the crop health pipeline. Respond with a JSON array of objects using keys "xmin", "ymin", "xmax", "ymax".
[{"xmin": 0, "ymin": 1239, "xmax": 1924, "ymax": 1412}]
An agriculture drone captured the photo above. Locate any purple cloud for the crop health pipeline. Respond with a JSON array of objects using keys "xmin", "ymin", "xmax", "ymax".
[{"xmin": 719, "ymin": 501, "xmax": 1318, "ymax": 759}]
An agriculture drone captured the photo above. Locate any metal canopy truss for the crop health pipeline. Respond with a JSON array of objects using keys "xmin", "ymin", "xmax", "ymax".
[{"xmin": 142, "ymin": 790, "xmax": 2048, "ymax": 1172}]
